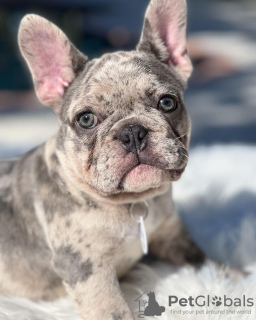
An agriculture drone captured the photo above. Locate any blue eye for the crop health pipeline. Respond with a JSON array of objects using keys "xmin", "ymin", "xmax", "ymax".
[
  {"xmin": 158, "ymin": 95, "xmax": 178, "ymax": 112},
  {"xmin": 77, "ymin": 113, "xmax": 98, "ymax": 129}
]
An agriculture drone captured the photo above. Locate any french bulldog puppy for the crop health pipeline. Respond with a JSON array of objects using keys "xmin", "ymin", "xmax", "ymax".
[{"xmin": 0, "ymin": 0, "xmax": 205, "ymax": 319}]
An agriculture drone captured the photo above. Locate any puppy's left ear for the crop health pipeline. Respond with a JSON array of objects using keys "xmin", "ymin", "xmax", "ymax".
[{"xmin": 137, "ymin": 0, "xmax": 192, "ymax": 82}]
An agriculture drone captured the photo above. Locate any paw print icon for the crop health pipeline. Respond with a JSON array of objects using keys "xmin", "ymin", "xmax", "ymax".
[{"xmin": 212, "ymin": 296, "xmax": 222, "ymax": 307}]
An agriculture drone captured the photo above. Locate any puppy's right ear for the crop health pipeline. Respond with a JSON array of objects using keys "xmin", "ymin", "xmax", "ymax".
[{"xmin": 18, "ymin": 14, "xmax": 87, "ymax": 111}]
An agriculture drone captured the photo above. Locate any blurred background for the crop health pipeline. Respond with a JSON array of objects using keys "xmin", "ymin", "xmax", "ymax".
[{"xmin": 0, "ymin": 0, "xmax": 256, "ymax": 268}]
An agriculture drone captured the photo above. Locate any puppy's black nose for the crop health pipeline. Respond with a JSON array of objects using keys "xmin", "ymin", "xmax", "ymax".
[{"xmin": 119, "ymin": 125, "xmax": 148, "ymax": 153}]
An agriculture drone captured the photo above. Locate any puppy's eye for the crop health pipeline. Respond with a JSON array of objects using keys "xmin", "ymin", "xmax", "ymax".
[
  {"xmin": 158, "ymin": 95, "xmax": 177, "ymax": 112},
  {"xmin": 77, "ymin": 113, "xmax": 98, "ymax": 129}
]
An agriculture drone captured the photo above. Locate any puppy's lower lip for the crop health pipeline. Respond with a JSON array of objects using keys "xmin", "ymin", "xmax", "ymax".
[
  {"xmin": 123, "ymin": 163, "xmax": 140, "ymax": 178},
  {"xmin": 122, "ymin": 164, "xmax": 163, "ymax": 192}
]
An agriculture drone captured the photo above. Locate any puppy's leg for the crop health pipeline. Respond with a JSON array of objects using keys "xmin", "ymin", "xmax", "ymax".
[
  {"xmin": 149, "ymin": 212, "xmax": 205, "ymax": 266},
  {"xmin": 47, "ymin": 221, "xmax": 135, "ymax": 320},
  {"xmin": 53, "ymin": 254, "xmax": 134, "ymax": 320}
]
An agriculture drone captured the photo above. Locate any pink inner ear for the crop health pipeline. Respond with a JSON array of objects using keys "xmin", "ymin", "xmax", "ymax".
[
  {"xmin": 165, "ymin": 24, "xmax": 184, "ymax": 66},
  {"xmin": 166, "ymin": 24, "xmax": 191, "ymax": 78},
  {"xmin": 36, "ymin": 76, "xmax": 70, "ymax": 105},
  {"xmin": 153, "ymin": 3, "xmax": 192, "ymax": 79},
  {"xmin": 25, "ymin": 28, "xmax": 74, "ymax": 105}
]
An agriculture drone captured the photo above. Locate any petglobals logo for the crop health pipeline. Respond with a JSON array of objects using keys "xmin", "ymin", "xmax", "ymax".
[
  {"xmin": 168, "ymin": 295, "xmax": 254, "ymax": 308},
  {"xmin": 135, "ymin": 292, "xmax": 254, "ymax": 318}
]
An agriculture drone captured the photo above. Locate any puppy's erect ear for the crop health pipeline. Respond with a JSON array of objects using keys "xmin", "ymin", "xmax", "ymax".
[
  {"xmin": 18, "ymin": 14, "xmax": 87, "ymax": 110},
  {"xmin": 137, "ymin": 0, "xmax": 192, "ymax": 82}
]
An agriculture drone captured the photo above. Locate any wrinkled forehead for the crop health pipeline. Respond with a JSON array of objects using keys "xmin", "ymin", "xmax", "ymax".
[{"xmin": 62, "ymin": 51, "xmax": 185, "ymax": 121}]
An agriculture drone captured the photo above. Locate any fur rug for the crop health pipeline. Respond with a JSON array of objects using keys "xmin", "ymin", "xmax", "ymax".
[{"xmin": 0, "ymin": 261, "xmax": 255, "ymax": 320}]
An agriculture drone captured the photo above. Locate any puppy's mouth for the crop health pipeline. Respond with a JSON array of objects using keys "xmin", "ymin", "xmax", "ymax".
[
  {"xmin": 119, "ymin": 162, "xmax": 160, "ymax": 192},
  {"xmin": 119, "ymin": 162, "xmax": 185, "ymax": 193}
]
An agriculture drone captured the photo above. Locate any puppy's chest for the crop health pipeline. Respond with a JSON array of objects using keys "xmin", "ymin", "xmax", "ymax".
[{"xmin": 114, "ymin": 199, "xmax": 168, "ymax": 278}]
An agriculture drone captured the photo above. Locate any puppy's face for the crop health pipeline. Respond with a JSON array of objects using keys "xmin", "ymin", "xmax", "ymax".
[
  {"xmin": 60, "ymin": 52, "xmax": 190, "ymax": 197},
  {"xmin": 18, "ymin": 0, "xmax": 192, "ymax": 201}
]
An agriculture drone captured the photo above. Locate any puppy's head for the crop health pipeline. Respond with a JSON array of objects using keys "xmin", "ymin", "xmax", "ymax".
[{"xmin": 18, "ymin": 0, "xmax": 192, "ymax": 202}]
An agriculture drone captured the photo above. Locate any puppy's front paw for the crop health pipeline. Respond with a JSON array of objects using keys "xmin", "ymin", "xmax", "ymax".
[
  {"xmin": 172, "ymin": 237, "xmax": 206, "ymax": 267},
  {"xmin": 150, "ymin": 227, "xmax": 205, "ymax": 267}
]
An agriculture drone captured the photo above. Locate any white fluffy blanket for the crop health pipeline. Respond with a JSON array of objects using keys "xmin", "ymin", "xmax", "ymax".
[
  {"xmin": 0, "ymin": 145, "xmax": 255, "ymax": 319},
  {"xmin": 0, "ymin": 262, "xmax": 255, "ymax": 320}
]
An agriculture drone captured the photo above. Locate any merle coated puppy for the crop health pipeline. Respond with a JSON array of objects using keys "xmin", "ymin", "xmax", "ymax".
[{"xmin": 0, "ymin": 0, "xmax": 205, "ymax": 319}]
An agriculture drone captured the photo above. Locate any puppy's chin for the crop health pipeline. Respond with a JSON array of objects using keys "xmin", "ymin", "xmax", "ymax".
[{"xmin": 122, "ymin": 164, "xmax": 163, "ymax": 193}]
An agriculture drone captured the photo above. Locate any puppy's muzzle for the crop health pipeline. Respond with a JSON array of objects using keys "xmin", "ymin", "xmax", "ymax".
[{"xmin": 119, "ymin": 124, "xmax": 148, "ymax": 154}]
